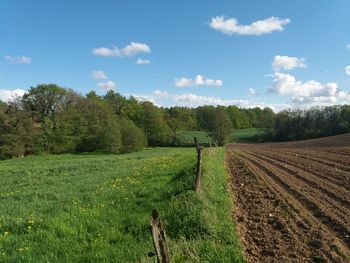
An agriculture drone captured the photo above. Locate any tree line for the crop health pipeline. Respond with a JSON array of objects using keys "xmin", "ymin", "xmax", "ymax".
[
  {"xmin": 2, "ymin": 84, "xmax": 349, "ymax": 159},
  {"xmin": 272, "ymin": 105, "xmax": 350, "ymax": 141},
  {"xmin": 0, "ymin": 84, "xmax": 275, "ymax": 159}
]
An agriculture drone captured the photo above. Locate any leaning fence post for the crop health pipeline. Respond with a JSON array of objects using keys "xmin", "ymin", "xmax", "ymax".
[
  {"xmin": 150, "ymin": 209, "xmax": 171, "ymax": 263},
  {"xmin": 194, "ymin": 136, "xmax": 202, "ymax": 191},
  {"xmin": 207, "ymin": 136, "xmax": 212, "ymax": 149}
]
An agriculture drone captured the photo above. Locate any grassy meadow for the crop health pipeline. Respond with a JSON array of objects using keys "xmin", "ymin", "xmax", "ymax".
[{"xmin": 0, "ymin": 147, "xmax": 244, "ymax": 262}]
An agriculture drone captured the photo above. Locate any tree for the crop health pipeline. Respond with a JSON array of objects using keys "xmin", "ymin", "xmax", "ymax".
[
  {"xmin": 119, "ymin": 118, "xmax": 146, "ymax": 153},
  {"xmin": 73, "ymin": 97, "xmax": 122, "ymax": 153},
  {"xmin": 213, "ymin": 107, "xmax": 232, "ymax": 145},
  {"xmin": 138, "ymin": 102, "xmax": 170, "ymax": 146},
  {"xmin": 196, "ymin": 106, "xmax": 216, "ymax": 131},
  {"xmin": 257, "ymin": 107, "xmax": 275, "ymax": 137},
  {"xmin": 0, "ymin": 104, "xmax": 35, "ymax": 159},
  {"xmin": 21, "ymin": 84, "xmax": 75, "ymax": 151},
  {"xmin": 165, "ymin": 107, "xmax": 197, "ymax": 145},
  {"xmin": 227, "ymin": 106, "xmax": 250, "ymax": 129}
]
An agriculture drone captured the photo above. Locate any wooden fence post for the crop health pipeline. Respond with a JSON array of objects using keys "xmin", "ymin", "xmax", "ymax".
[
  {"xmin": 207, "ymin": 136, "xmax": 212, "ymax": 149},
  {"xmin": 150, "ymin": 209, "xmax": 171, "ymax": 263},
  {"xmin": 194, "ymin": 136, "xmax": 202, "ymax": 191}
]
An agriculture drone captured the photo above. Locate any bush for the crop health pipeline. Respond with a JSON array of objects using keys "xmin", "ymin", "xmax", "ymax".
[{"xmin": 119, "ymin": 119, "xmax": 145, "ymax": 153}]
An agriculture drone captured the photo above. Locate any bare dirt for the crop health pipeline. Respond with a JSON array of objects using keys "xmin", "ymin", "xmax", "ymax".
[{"xmin": 226, "ymin": 133, "xmax": 350, "ymax": 262}]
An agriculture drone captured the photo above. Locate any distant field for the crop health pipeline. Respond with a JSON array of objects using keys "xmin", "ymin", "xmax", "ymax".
[
  {"xmin": 229, "ymin": 128, "xmax": 266, "ymax": 142},
  {"xmin": 177, "ymin": 129, "xmax": 266, "ymax": 145},
  {"xmin": 0, "ymin": 148, "xmax": 244, "ymax": 262},
  {"xmin": 177, "ymin": 131, "xmax": 210, "ymax": 146}
]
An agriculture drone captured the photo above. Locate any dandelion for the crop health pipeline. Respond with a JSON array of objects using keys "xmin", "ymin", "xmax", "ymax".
[{"xmin": 17, "ymin": 247, "xmax": 29, "ymax": 252}]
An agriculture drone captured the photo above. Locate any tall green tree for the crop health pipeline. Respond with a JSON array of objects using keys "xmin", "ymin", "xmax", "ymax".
[
  {"xmin": 213, "ymin": 107, "xmax": 233, "ymax": 145},
  {"xmin": 0, "ymin": 104, "xmax": 35, "ymax": 158}
]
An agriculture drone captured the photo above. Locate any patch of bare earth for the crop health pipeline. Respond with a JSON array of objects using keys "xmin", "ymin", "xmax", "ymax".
[{"xmin": 226, "ymin": 133, "xmax": 350, "ymax": 262}]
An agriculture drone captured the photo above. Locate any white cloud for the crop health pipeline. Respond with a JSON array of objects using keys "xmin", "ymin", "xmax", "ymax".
[
  {"xmin": 174, "ymin": 74, "xmax": 223, "ymax": 87},
  {"xmin": 91, "ymin": 70, "xmax": 108, "ymax": 80},
  {"xmin": 270, "ymin": 72, "xmax": 338, "ymax": 97},
  {"xmin": 152, "ymin": 90, "xmax": 169, "ymax": 98},
  {"xmin": 126, "ymin": 90, "xmax": 287, "ymax": 111},
  {"xmin": 209, "ymin": 16, "xmax": 290, "ymax": 36},
  {"xmin": 345, "ymin": 65, "xmax": 350, "ymax": 76},
  {"xmin": 136, "ymin": 58, "xmax": 151, "ymax": 64},
  {"xmin": 172, "ymin": 93, "xmax": 283, "ymax": 110},
  {"xmin": 92, "ymin": 42, "xmax": 151, "ymax": 57},
  {"xmin": 4, "ymin": 55, "xmax": 31, "ymax": 64},
  {"xmin": 272, "ymin": 55, "xmax": 306, "ymax": 71},
  {"xmin": 249, "ymin": 88, "xmax": 258, "ymax": 95},
  {"xmin": 346, "ymin": 44, "xmax": 350, "ymax": 50},
  {"xmin": 174, "ymin": 93, "xmax": 233, "ymax": 106},
  {"xmin": 97, "ymin": 81, "xmax": 116, "ymax": 90},
  {"xmin": 0, "ymin": 89, "xmax": 26, "ymax": 102},
  {"xmin": 290, "ymin": 96, "xmax": 338, "ymax": 107},
  {"xmin": 269, "ymin": 72, "xmax": 350, "ymax": 107},
  {"xmin": 128, "ymin": 94, "xmax": 159, "ymax": 106}
]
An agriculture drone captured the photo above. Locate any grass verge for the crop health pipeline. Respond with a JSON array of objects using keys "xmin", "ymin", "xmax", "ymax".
[{"xmin": 168, "ymin": 147, "xmax": 245, "ymax": 262}]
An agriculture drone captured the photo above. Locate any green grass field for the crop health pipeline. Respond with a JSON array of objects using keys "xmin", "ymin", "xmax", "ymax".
[
  {"xmin": 229, "ymin": 128, "xmax": 266, "ymax": 143},
  {"xmin": 0, "ymin": 148, "xmax": 244, "ymax": 262}
]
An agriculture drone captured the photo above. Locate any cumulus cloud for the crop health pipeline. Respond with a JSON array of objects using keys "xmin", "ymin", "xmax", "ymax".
[
  {"xmin": 0, "ymin": 89, "xmax": 26, "ymax": 102},
  {"xmin": 272, "ymin": 55, "xmax": 306, "ymax": 71},
  {"xmin": 172, "ymin": 93, "xmax": 283, "ymax": 110},
  {"xmin": 209, "ymin": 16, "xmax": 290, "ymax": 36},
  {"xmin": 91, "ymin": 70, "xmax": 108, "ymax": 80},
  {"xmin": 92, "ymin": 42, "xmax": 151, "ymax": 57},
  {"xmin": 270, "ymin": 72, "xmax": 338, "ymax": 97},
  {"xmin": 174, "ymin": 74, "xmax": 223, "ymax": 87},
  {"xmin": 345, "ymin": 65, "xmax": 350, "ymax": 76},
  {"xmin": 269, "ymin": 72, "xmax": 350, "ymax": 107},
  {"xmin": 128, "ymin": 94, "xmax": 159, "ymax": 106},
  {"xmin": 97, "ymin": 81, "xmax": 116, "ymax": 90},
  {"xmin": 136, "ymin": 58, "xmax": 151, "ymax": 64},
  {"xmin": 124, "ymin": 89, "xmax": 287, "ymax": 111},
  {"xmin": 4, "ymin": 55, "xmax": 31, "ymax": 64},
  {"xmin": 152, "ymin": 90, "xmax": 169, "ymax": 98},
  {"xmin": 174, "ymin": 93, "xmax": 233, "ymax": 106}
]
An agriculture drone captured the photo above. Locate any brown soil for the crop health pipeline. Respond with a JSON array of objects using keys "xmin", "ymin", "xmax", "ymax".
[{"xmin": 226, "ymin": 133, "xmax": 350, "ymax": 263}]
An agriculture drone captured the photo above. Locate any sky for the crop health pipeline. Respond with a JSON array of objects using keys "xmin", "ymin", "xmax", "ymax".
[{"xmin": 1, "ymin": 0, "xmax": 350, "ymax": 111}]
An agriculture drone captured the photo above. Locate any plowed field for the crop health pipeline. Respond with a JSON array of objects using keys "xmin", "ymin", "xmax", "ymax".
[{"xmin": 227, "ymin": 133, "xmax": 350, "ymax": 262}]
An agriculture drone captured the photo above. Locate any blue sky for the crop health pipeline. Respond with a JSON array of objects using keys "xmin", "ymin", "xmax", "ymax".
[{"xmin": 1, "ymin": 0, "xmax": 350, "ymax": 111}]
